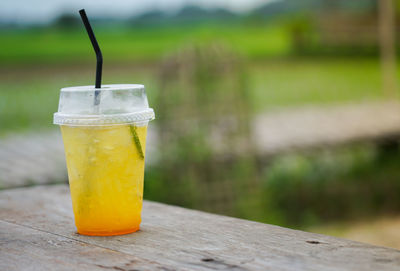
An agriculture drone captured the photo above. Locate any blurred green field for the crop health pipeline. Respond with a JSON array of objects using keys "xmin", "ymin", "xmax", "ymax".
[
  {"xmin": 0, "ymin": 23, "xmax": 290, "ymax": 65},
  {"xmin": 1, "ymin": 22, "xmax": 394, "ymax": 136},
  {"xmin": 0, "ymin": 58, "xmax": 393, "ymax": 135}
]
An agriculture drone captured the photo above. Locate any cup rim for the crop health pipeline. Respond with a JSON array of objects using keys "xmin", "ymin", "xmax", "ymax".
[
  {"xmin": 53, "ymin": 108, "xmax": 155, "ymax": 126},
  {"xmin": 61, "ymin": 84, "xmax": 145, "ymax": 92}
]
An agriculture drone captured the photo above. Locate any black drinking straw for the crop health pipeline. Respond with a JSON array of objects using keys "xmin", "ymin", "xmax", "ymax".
[{"xmin": 79, "ymin": 9, "xmax": 102, "ymax": 105}]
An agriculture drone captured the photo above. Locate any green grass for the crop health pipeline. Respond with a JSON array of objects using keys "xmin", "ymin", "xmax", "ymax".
[
  {"xmin": 250, "ymin": 59, "xmax": 389, "ymax": 110},
  {"xmin": 0, "ymin": 79, "xmax": 60, "ymax": 134},
  {"xmin": 0, "ymin": 23, "xmax": 290, "ymax": 65},
  {"xmin": 0, "ymin": 58, "xmax": 395, "ymax": 135}
]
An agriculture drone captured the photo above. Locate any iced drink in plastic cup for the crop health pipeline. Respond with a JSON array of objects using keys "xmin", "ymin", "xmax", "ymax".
[{"xmin": 54, "ymin": 84, "xmax": 155, "ymax": 236}]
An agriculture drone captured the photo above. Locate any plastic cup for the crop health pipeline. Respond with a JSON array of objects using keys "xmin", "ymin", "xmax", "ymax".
[{"xmin": 54, "ymin": 84, "xmax": 155, "ymax": 236}]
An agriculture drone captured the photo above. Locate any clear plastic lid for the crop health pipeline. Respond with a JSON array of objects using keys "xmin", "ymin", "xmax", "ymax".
[{"xmin": 53, "ymin": 84, "xmax": 155, "ymax": 126}]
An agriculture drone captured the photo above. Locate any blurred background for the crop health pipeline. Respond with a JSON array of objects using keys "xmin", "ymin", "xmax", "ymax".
[{"xmin": 2, "ymin": 0, "xmax": 400, "ymax": 248}]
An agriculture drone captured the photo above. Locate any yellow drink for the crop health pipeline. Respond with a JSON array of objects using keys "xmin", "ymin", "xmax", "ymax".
[{"xmin": 61, "ymin": 124, "xmax": 147, "ymax": 236}]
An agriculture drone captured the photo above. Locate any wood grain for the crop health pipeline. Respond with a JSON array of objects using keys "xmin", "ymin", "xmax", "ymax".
[
  {"xmin": 0, "ymin": 220, "xmax": 161, "ymax": 271},
  {"xmin": 1, "ymin": 185, "xmax": 400, "ymax": 271}
]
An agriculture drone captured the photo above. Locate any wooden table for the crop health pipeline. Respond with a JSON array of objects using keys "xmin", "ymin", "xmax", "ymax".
[{"xmin": 1, "ymin": 185, "xmax": 399, "ymax": 271}]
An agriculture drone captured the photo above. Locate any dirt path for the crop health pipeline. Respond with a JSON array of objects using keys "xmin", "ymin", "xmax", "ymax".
[{"xmin": 0, "ymin": 130, "xmax": 66, "ymax": 188}]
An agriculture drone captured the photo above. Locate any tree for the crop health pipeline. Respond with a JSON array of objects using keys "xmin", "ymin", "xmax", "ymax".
[{"xmin": 53, "ymin": 13, "xmax": 80, "ymax": 28}]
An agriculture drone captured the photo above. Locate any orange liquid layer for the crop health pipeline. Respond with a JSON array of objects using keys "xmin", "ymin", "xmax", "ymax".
[
  {"xmin": 61, "ymin": 125, "xmax": 147, "ymax": 236},
  {"xmin": 78, "ymin": 226, "xmax": 140, "ymax": 236}
]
